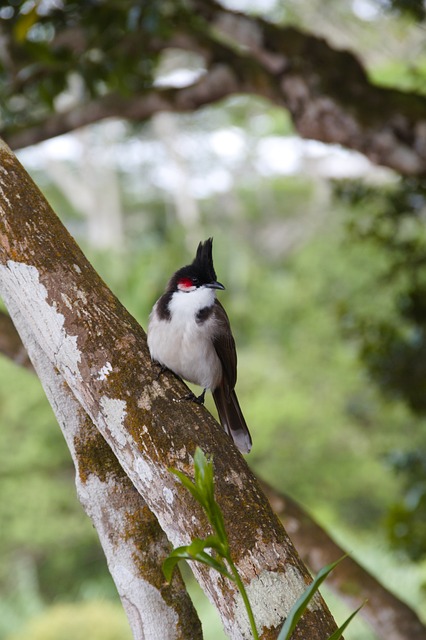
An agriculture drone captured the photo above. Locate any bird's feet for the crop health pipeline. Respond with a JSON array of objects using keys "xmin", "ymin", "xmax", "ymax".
[
  {"xmin": 153, "ymin": 363, "xmax": 206, "ymax": 405},
  {"xmin": 177, "ymin": 389, "xmax": 206, "ymax": 405}
]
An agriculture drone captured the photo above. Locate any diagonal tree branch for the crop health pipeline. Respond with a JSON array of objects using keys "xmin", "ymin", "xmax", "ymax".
[
  {"xmin": 0, "ymin": 139, "xmax": 339, "ymax": 639},
  {"xmin": 4, "ymin": 66, "xmax": 239, "ymax": 151}
]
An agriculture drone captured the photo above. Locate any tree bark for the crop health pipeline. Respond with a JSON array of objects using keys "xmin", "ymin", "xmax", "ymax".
[{"xmin": 0, "ymin": 139, "xmax": 339, "ymax": 638}]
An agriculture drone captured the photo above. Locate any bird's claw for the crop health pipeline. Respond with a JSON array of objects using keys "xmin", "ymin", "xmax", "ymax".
[{"xmin": 175, "ymin": 389, "xmax": 206, "ymax": 405}]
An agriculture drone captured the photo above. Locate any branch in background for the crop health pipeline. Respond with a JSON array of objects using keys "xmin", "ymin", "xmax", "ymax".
[
  {"xmin": 188, "ymin": 0, "xmax": 426, "ymax": 177},
  {"xmin": 262, "ymin": 482, "xmax": 426, "ymax": 640},
  {"xmin": 1, "ymin": 279, "xmax": 425, "ymax": 638},
  {"xmin": 4, "ymin": 66, "xmax": 238, "ymax": 151},
  {"xmin": 3, "ymin": 3, "xmax": 426, "ymax": 176}
]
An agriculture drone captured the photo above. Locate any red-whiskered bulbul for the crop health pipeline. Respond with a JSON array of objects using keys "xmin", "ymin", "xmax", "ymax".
[{"xmin": 147, "ymin": 238, "xmax": 252, "ymax": 454}]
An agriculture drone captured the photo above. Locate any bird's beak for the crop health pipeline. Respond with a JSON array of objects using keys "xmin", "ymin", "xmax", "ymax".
[{"xmin": 206, "ymin": 281, "xmax": 225, "ymax": 290}]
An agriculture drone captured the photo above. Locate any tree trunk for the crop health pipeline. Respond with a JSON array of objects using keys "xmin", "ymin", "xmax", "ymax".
[{"xmin": 0, "ymin": 138, "xmax": 339, "ymax": 638}]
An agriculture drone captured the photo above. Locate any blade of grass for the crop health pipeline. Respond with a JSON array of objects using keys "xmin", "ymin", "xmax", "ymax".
[
  {"xmin": 277, "ymin": 556, "xmax": 346, "ymax": 640},
  {"xmin": 327, "ymin": 602, "xmax": 365, "ymax": 640}
]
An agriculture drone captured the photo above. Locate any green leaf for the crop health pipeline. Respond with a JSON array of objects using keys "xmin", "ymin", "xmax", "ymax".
[
  {"xmin": 194, "ymin": 447, "xmax": 215, "ymax": 506},
  {"xmin": 327, "ymin": 602, "xmax": 365, "ymax": 640},
  {"xmin": 170, "ymin": 467, "xmax": 204, "ymax": 505},
  {"xmin": 192, "ymin": 448, "xmax": 229, "ymax": 544},
  {"xmin": 170, "ymin": 448, "xmax": 215, "ymax": 511},
  {"xmin": 185, "ymin": 535, "xmax": 226, "ymax": 557},
  {"xmin": 196, "ymin": 534, "xmax": 228, "ymax": 556},
  {"xmin": 278, "ymin": 557, "xmax": 346, "ymax": 640},
  {"xmin": 208, "ymin": 500, "xmax": 229, "ymax": 546},
  {"xmin": 162, "ymin": 548, "xmax": 190, "ymax": 583},
  {"xmin": 170, "ymin": 448, "xmax": 230, "ymax": 550},
  {"xmin": 162, "ymin": 543, "xmax": 234, "ymax": 583}
]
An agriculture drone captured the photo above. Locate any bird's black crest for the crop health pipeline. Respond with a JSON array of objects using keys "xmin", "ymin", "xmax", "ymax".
[
  {"xmin": 191, "ymin": 237, "xmax": 217, "ymax": 282},
  {"xmin": 166, "ymin": 238, "xmax": 219, "ymax": 292}
]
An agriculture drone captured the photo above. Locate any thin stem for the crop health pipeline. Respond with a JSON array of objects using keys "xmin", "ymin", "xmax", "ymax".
[{"xmin": 227, "ymin": 554, "xmax": 259, "ymax": 640}]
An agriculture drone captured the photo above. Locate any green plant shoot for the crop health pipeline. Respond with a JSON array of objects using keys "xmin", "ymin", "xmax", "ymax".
[{"xmin": 163, "ymin": 447, "xmax": 260, "ymax": 640}]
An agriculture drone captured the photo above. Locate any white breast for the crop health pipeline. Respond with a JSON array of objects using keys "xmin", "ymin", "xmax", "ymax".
[{"xmin": 147, "ymin": 287, "xmax": 223, "ymax": 390}]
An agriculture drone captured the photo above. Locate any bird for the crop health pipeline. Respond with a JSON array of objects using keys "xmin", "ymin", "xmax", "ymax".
[{"xmin": 147, "ymin": 238, "xmax": 252, "ymax": 454}]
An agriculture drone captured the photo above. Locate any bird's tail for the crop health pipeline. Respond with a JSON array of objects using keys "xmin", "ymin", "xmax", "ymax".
[{"xmin": 213, "ymin": 384, "xmax": 252, "ymax": 454}]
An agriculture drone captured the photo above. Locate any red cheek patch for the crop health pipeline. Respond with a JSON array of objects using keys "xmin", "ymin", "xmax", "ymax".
[{"xmin": 178, "ymin": 277, "xmax": 194, "ymax": 291}]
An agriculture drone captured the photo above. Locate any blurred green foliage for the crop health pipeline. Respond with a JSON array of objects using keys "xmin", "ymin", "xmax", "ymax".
[
  {"xmin": 335, "ymin": 179, "xmax": 426, "ymax": 415},
  {"xmin": 8, "ymin": 601, "xmax": 131, "ymax": 640},
  {"xmin": 333, "ymin": 178, "xmax": 426, "ymax": 561},
  {"xmin": 387, "ymin": 0, "xmax": 426, "ymax": 21},
  {"xmin": 385, "ymin": 450, "xmax": 426, "ymax": 561},
  {"xmin": 1, "ymin": 1, "xmax": 188, "ymax": 132}
]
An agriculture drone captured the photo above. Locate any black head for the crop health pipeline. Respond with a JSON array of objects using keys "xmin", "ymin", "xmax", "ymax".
[{"xmin": 168, "ymin": 238, "xmax": 225, "ymax": 293}]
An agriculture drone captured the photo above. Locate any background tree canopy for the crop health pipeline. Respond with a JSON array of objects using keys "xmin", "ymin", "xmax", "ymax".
[{"xmin": 1, "ymin": 1, "xmax": 426, "ymax": 639}]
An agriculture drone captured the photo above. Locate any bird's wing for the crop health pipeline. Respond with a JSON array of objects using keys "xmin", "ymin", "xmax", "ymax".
[{"xmin": 212, "ymin": 299, "xmax": 237, "ymax": 391}]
